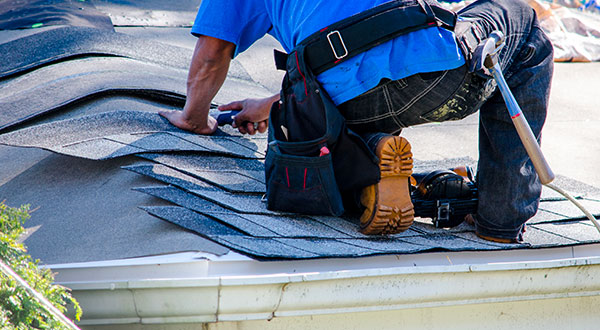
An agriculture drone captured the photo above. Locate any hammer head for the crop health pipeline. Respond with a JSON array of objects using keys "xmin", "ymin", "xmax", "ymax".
[{"xmin": 470, "ymin": 30, "xmax": 505, "ymax": 75}]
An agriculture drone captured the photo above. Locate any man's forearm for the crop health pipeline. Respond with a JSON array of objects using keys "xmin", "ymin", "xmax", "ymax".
[
  {"xmin": 183, "ymin": 36, "xmax": 234, "ymax": 124},
  {"xmin": 160, "ymin": 35, "xmax": 235, "ymax": 134}
]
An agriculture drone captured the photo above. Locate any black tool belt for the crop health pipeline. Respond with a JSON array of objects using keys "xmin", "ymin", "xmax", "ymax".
[
  {"xmin": 275, "ymin": 0, "xmax": 457, "ymax": 75},
  {"xmin": 265, "ymin": 0, "xmax": 457, "ymax": 216}
]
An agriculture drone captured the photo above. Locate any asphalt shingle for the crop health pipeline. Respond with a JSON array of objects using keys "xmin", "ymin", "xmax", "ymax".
[
  {"xmin": 273, "ymin": 238, "xmax": 380, "ymax": 258},
  {"xmin": 537, "ymin": 199, "xmax": 600, "ymax": 220},
  {"xmin": 202, "ymin": 212, "xmax": 280, "ymax": 237},
  {"xmin": 215, "ymin": 236, "xmax": 319, "ymax": 259},
  {"xmin": 338, "ymin": 237, "xmax": 426, "ymax": 254},
  {"xmin": 527, "ymin": 209, "xmax": 571, "ymax": 225},
  {"xmin": 189, "ymin": 170, "xmax": 265, "ymax": 193},
  {"xmin": 191, "ymin": 189, "xmax": 277, "ymax": 214},
  {"xmin": 0, "ymin": 26, "xmax": 250, "ymax": 80},
  {"xmin": 123, "ymin": 164, "xmax": 215, "ymax": 191},
  {"xmin": 136, "ymin": 184, "xmax": 351, "ymax": 238},
  {"xmin": 138, "ymin": 185, "xmax": 277, "ymax": 237},
  {"xmin": 0, "ymin": 111, "xmax": 264, "ymax": 159},
  {"xmin": 138, "ymin": 152, "xmax": 265, "ymax": 172},
  {"xmin": 406, "ymin": 233, "xmax": 505, "ymax": 251},
  {"xmin": 142, "ymin": 206, "xmax": 245, "ymax": 237},
  {"xmin": 131, "ymin": 154, "xmax": 265, "ymax": 193},
  {"xmin": 0, "ymin": 0, "xmax": 114, "ymax": 31},
  {"xmin": 135, "ymin": 185, "xmax": 228, "ymax": 214},
  {"xmin": 522, "ymin": 226, "xmax": 579, "ymax": 247},
  {"xmin": 453, "ymin": 232, "xmax": 524, "ymax": 250},
  {"xmin": 0, "ymin": 57, "xmax": 187, "ymax": 131},
  {"xmin": 240, "ymin": 213, "xmax": 353, "ymax": 239},
  {"xmin": 531, "ymin": 221, "xmax": 600, "ymax": 244}
]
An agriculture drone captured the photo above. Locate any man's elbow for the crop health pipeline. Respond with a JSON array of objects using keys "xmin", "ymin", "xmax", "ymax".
[{"xmin": 194, "ymin": 35, "xmax": 236, "ymax": 63}]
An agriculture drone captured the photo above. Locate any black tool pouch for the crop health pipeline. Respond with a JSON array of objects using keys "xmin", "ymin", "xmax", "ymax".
[{"xmin": 265, "ymin": 48, "xmax": 380, "ymax": 216}]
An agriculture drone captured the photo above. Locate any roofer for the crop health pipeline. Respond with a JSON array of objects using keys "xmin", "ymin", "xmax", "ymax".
[{"xmin": 160, "ymin": 0, "xmax": 553, "ymax": 244}]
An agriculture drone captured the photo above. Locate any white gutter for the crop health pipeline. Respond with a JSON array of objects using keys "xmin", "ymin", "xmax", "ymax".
[{"xmin": 60, "ymin": 254, "xmax": 600, "ymax": 326}]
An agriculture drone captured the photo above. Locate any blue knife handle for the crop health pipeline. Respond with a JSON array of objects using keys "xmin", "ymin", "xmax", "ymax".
[{"xmin": 216, "ymin": 110, "xmax": 241, "ymax": 126}]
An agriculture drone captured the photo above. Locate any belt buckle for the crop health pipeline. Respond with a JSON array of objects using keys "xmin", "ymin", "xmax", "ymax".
[{"xmin": 326, "ymin": 30, "xmax": 348, "ymax": 60}]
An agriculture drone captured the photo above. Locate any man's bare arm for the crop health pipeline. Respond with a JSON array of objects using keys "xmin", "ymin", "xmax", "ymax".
[{"xmin": 160, "ymin": 35, "xmax": 235, "ymax": 135}]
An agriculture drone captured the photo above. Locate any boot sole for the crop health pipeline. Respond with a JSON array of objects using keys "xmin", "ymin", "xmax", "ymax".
[
  {"xmin": 476, "ymin": 232, "xmax": 521, "ymax": 244},
  {"xmin": 360, "ymin": 136, "xmax": 414, "ymax": 235}
]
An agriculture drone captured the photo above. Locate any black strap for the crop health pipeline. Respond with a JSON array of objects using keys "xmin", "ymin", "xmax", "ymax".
[
  {"xmin": 416, "ymin": 0, "xmax": 436, "ymax": 23},
  {"xmin": 275, "ymin": 0, "xmax": 456, "ymax": 74},
  {"xmin": 274, "ymin": 49, "xmax": 288, "ymax": 71}
]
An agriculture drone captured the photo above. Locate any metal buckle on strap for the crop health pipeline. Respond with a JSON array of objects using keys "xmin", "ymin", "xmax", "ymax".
[
  {"xmin": 326, "ymin": 30, "xmax": 348, "ymax": 60},
  {"xmin": 435, "ymin": 200, "xmax": 451, "ymax": 228}
]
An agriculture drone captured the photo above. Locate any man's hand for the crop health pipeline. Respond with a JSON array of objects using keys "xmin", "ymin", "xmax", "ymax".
[
  {"xmin": 159, "ymin": 109, "xmax": 218, "ymax": 135},
  {"xmin": 218, "ymin": 94, "xmax": 279, "ymax": 135}
]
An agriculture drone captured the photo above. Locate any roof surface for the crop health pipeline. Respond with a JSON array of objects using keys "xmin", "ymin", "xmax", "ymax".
[{"xmin": 1, "ymin": 1, "xmax": 600, "ymax": 265}]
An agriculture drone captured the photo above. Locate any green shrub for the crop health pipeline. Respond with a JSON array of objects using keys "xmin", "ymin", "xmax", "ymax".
[{"xmin": 0, "ymin": 202, "xmax": 82, "ymax": 329}]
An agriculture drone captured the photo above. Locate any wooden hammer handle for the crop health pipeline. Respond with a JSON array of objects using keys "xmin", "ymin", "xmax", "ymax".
[
  {"xmin": 511, "ymin": 113, "xmax": 555, "ymax": 184},
  {"xmin": 491, "ymin": 63, "xmax": 555, "ymax": 185}
]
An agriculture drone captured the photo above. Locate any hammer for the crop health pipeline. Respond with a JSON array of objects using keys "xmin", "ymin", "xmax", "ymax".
[{"xmin": 473, "ymin": 31, "xmax": 555, "ymax": 185}]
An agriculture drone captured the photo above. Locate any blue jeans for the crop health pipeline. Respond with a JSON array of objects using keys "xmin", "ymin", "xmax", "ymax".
[{"xmin": 338, "ymin": 0, "xmax": 554, "ymax": 239}]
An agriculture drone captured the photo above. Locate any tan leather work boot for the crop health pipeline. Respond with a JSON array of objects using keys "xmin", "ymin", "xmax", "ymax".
[{"xmin": 360, "ymin": 135, "xmax": 414, "ymax": 235}]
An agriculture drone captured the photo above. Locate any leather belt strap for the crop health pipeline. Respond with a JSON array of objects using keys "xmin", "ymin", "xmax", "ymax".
[{"xmin": 275, "ymin": 0, "xmax": 456, "ymax": 75}]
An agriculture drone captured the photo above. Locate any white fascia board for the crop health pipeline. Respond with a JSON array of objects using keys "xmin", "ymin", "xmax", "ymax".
[
  {"xmin": 62, "ymin": 254, "xmax": 600, "ymax": 326},
  {"xmin": 49, "ymin": 244, "xmax": 595, "ymax": 283}
]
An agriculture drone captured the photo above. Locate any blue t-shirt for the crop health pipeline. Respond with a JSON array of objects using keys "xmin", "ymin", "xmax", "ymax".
[{"xmin": 192, "ymin": 0, "xmax": 465, "ymax": 105}]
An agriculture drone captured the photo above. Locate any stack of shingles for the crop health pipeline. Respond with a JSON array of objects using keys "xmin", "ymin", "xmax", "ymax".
[
  {"xmin": 2, "ymin": 19, "xmax": 600, "ymax": 260},
  {"xmin": 126, "ymin": 151, "xmax": 600, "ymax": 257}
]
